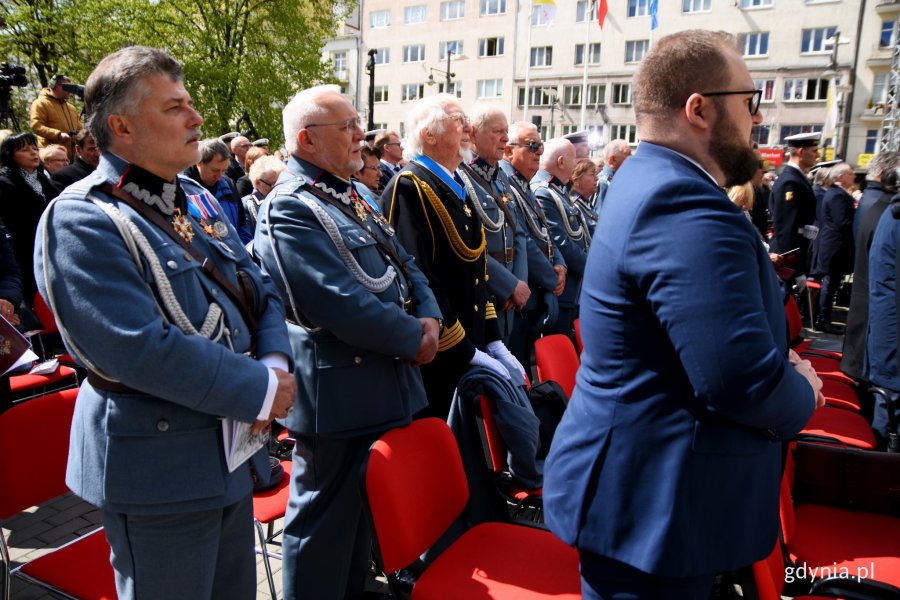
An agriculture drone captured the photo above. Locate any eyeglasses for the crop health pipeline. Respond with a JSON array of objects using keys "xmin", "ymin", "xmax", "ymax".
[
  {"xmin": 306, "ymin": 116, "xmax": 363, "ymax": 134},
  {"xmin": 258, "ymin": 179, "xmax": 277, "ymax": 188},
  {"xmin": 699, "ymin": 89, "xmax": 762, "ymax": 116},
  {"xmin": 444, "ymin": 113, "xmax": 470, "ymax": 128},
  {"xmin": 363, "ymin": 165, "xmax": 380, "ymax": 172},
  {"xmin": 508, "ymin": 141, "xmax": 544, "ymax": 153},
  {"xmin": 383, "ymin": 142, "xmax": 402, "ymax": 147}
]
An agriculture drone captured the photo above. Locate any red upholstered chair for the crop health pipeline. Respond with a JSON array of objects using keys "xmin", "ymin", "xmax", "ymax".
[
  {"xmin": 534, "ymin": 334, "xmax": 579, "ymax": 399},
  {"xmin": 360, "ymin": 418, "xmax": 581, "ymax": 600},
  {"xmin": 253, "ymin": 457, "xmax": 292, "ymax": 600},
  {"xmin": 800, "ymin": 406, "xmax": 877, "ymax": 450},
  {"xmin": 32, "ymin": 292, "xmax": 76, "ymax": 366},
  {"xmin": 779, "ymin": 442, "xmax": 900, "ymax": 589},
  {"xmin": 0, "ymin": 389, "xmax": 117, "ymax": 599},
  {"xmin": 573, "ymin": 318, "xmax": 583, "ymax": 355}
]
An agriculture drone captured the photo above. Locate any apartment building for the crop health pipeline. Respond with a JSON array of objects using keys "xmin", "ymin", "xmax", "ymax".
[{"xmin": 323, "ymin": 0, "xmax": 894, "ymax": 167}]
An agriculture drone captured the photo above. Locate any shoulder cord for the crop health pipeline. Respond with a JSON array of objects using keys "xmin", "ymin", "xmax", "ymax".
[
  {"xmin": 546, "ymin": 183, "xmax": 585, "ymax": 241},
  {"xmin": 40, "ymin": 195, "xmax": 226, "ymax": 382},
  {"xmin": 458, "ymin": 169, "xmax": 504, "ymax": 233},
  {"xmin": 397, "ymin": 172, "xmax": 486, "ymax": 263},
  {"xmin": 295, "ymin": 193, "xmax": 398, "ymax": 294},
  {"xmin": 571, "ymin": 194, "xmax": 594, "ymax": 246},
  {"xmin": 508, "ymin": 182, "xmax": 550, "ymax": 243}
]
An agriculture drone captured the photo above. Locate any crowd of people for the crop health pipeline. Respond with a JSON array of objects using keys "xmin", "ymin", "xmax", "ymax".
[{"xmin": 0, "ymin": 27, "xmax": 897, "ymax": 600}]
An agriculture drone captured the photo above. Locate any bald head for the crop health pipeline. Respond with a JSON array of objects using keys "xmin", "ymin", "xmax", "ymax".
[
  {"xmin": 230, "ymin": 136, "xmax": 251, "ymax": 162},
  {"xmin": 540, "ymin": 138, "xmax": 576, "ymax": 183}
]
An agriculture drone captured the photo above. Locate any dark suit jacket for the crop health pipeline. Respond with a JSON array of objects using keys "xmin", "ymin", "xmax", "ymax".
[
  {"xmin": 771, "ymin": 164, "xmax": 816, "ymax": 274},
  {"xmin": 813, "ymin": 186, "xmax": 855, "ymax": 276},
  {"xmin": 543, "ymin": 142, "xmax": 815, "ymax": 577},
  {"xmin": 379, "ymin": 161, "xmax": 399, "ymax": 192},
  {"xmin": 51, "ymin": 156, "xmax": 96, "ymax": 190}
]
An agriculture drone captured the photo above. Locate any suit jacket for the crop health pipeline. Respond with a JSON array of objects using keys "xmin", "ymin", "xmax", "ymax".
[
  {"xmin": 866, "ymin": 206, "xmax": 900, "ymax": 390},
  {"xmin": 379, "ymin": 160, "xmax": 399, "ymax": 192},
  {"xmin": 543, "ymin": 142, "xmax": 815, "ymax": 577},
  {"xmin": 532, "ymin": 170, "xmax": 588, "ymax": 308},
  {"xmin": 35, "ymin": 153, "xmax": 292, "ymax": 515},
  {"xmin": 771, "ymin": 164, "xmax": 816, "ymax": 273},
  {"xmin": 51, "ymin": 155, "xmax": 96, "ymax": 190},
  {"xmin": 254, "ymin": 156, "xmax": 439, "ymax": 436},
  {"xmin": 813, "ymin": 186, "xmax": 855, "ymax": 276}
]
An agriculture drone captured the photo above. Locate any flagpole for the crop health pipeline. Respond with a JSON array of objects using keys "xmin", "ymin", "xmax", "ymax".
[
  {"xmin": 579, "ymin": 0, "xmax": 594, "ymax": 129},
  {"xmin": 523, "ymin": 1, "xmax": 534, "ymax": 124}
]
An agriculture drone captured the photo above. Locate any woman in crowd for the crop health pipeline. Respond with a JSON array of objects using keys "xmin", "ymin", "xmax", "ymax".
[
  {"xmin": 235, "ymin": 146, "xmax": 269, "ymax": 197},
  {"xmin": 570, "ymin": 158, "xmax": 599, "ymax": 233},
  {"xmin": 0, "ymin": 132, "xmax": 59, "ymax": 303},
  {"xmin": 241, "ymin": 154, "xmax": 285, "ymax": 235}
]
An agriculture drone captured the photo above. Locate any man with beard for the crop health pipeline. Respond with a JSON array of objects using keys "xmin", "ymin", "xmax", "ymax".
[
  {"xmin": 543, "ymin": 30, "xmax": 823, "ymax": 599},
  {"xmin": 384, "ymin": 94, "xmax": 525, "ymax": 419}
]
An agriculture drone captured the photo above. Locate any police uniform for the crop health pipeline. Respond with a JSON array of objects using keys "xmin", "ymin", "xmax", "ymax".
[
  {"xmin": 499, "ymin": 160, "xmax": 565, "ymax": 367},
  {"xmin": 532, "ymin": 168, "xmax": 589, "ymax": 337},
  {"xmin": 253, "ymin": 156, "xmax": 440, "ymax": 600},
  {"xmin": 572, "ymin": 190, "xmax": 599, "ymax": 235},
  {"xmin": 770, "ymin": 134, "xmax": 819, "ymax": 274},
  {"xmin": 36, "ymin": 152, "xmax": 293, "ymax": 599},
  {"xmin": 459, "ymin": 156, "xmax": 527, "ymax": 342},
  {"xmin": 385, "ymin": 157, "xmax": 501, "ymax": 419}
]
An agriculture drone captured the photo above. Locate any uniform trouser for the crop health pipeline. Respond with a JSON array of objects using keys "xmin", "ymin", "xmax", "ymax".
[
  {"xmin": 99, "ymin": 494, "xmax": 256, "ymax": 600},
  {"xmin": 546, "ymin": 305, "xmax": 576, "ymax": 339},
  {"xmin": 282, "ymin": 432, "xmax": 380, "ymax": 600},
  {"xmin": 817, "ymin": 272, "xmax": 845, "ymax": 323},
  {"xmin": 579, "ymin": 550, "xmax": 714, "ymax": 600},
  {"xmin": 508, "ymin": 309, "xmax": 543, "ymax": 370}
]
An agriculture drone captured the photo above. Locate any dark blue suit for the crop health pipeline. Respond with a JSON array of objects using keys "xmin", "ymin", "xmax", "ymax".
[{"xmin": 544, "ymin": 143, "xmax": 815, "ymax": 585}]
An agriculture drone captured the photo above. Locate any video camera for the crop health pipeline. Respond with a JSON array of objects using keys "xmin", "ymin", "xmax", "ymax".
[
  {"xmin": 60, "ymin": 83, "xmax": 84, "ymax": 98},
  {"xmin": 0, "ymin": 64, "xmax": 27, "ymax": 88}
]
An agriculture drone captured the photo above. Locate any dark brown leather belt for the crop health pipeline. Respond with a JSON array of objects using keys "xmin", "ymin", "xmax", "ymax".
[
  {"xmin": 488, "ymin": 248, "xmax": 515, "ymax": 265},
  {"xmin": 87, "ymin": 370, "xmax": 138, "ymax": 394},
  {"xmin": 538, "ymin": 242, "xmax": 552, "ymax": 259}
]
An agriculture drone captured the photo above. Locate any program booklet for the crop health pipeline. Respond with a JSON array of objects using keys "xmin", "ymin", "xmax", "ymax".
[{"xmin": 222, "ymin": 419, "xmax": 270, "ymax": 473}]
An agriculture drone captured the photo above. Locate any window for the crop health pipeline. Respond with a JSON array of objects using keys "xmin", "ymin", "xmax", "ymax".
[
  {"xmin": 440, "ymin": 0, "xmax": 465, "ymax": 20},
  {"xmin": 628, "ymin": 0, "xmax": 649, "ymax": 17},
  {"xmin": 480, "ymin": 0, "xmax": 506, "ymax": 16},
  {"xmin": 754, "ymin": 78, "xmax": 776, "ymax": 102},
  {"xmin": 479, "ymin": 37, "xmax": 505, "ymax": 57},
  {"xmin": 610, "ymin": 124, "xmax": 638, "ymax": 145},
  {"xmin": 403, "ymin": 45, "xmax": 425, "ymax": 63},
  {"xmin": 575, "ymin": 43, "xmax": 602, "ymax": 66},
  {"xmin": 738, "ymin": 32, "xmax": 769, "ymax": 57},
  {"xmin": 576, "ymin": 1, "xmax": 591, "ymax": 22},
  {"xmin": 477, "ymin": 79, "xmax": 503, "ymax": 98},
  {"xmin": 401, "ymin": 84, "xmax": 424, "ymax": 102},
  {"xmin": 741, "ymin": 0, "xmax": 773, "ymax": 7},
  {"xmin": 801, "ymin": 27, "xmax": 837, "ymax": 54},
  {"xmin": 751, "ymin": 125, "xmax": 770, "ymax": 146},
  {"xmin": 873, "ymin": 73, "xmax": 887, "ymax": 105},
  {"xmin": 370, "ymin": 10, "xmax": 390, "ymax": 28},
  {"xmin": 373, "ymin": 48, "xmax": 390, "ymax": 65},
  {"xmin": 404, "ymin": 5, "xmax": 427, "ymax": 24},
  {"xmin": 539, "ymin": 125, "xmax": 551, "ymax": 140},
  {"xmin": 612, "ymin": 83, "xmax": 632, "ymax": 105},
  {"xmin": 563, "ymin": 84, "xmax": 606, "ymax": 106},
  {"xmin": 517, "ymin": 87, "xmax": 556, "ymax": 107},
  {"xmin": 332, "ymin": 52, "xmax": 347, "ymax": 80},
  {"xmin": 881, "ymin": 21, "xmax": 896, "ymax": 48},
  {"xmin": 438, "ymin": 81, "xmax": 462, "ymax": 98},
  {"xmin": 779, "ymin": 125, "xmax": 821, "ymax": 144},
  {"xmin": 783, "ymin": 78, "xmax": 829, "ymax": 102},
  {"xmin": 530, "ymin": 46, "xmax": 553, "ymax": 68},
  {"xmin": 682, "ymin": 0, "xmax": 711, "ymax": 12},
  {"xmin": 865, "ymin": 129, "xmax": 879, "ymax": 154},
  {"xmin": 373, "ymin": 85, "xmax": 389, "ymax": 103},
  {"xmin": 532, "ymin": 7, "xmax": 553, "ymax": 26},
  {"xmin": 439, "ymin": 41, "xmax": 463, "ymax": 60},
  {"xmin": 625, "ymin": 40, "xmax": 649, "ymax": 63}
]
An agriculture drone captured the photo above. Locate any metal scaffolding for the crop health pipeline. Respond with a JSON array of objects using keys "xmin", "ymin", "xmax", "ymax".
[{"xmin": 879, "ymin": 41, "xmax": 900, "ymax": 151}]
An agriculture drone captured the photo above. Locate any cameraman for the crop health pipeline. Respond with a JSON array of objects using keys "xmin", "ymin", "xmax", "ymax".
[{"xmin": 28, "ymin": 74, "xmax": 82, "ymax": 160}]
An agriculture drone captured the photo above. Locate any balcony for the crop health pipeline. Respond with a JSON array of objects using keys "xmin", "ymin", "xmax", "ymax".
[{"xmin": 876, "ymin": 0, "xmax": 900, "ymax": 15}]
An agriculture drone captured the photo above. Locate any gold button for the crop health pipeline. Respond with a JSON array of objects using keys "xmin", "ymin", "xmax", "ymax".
[
  {"xmin": 354, "ymin": 356, "xmax": 362, "ymax": 364},
  {"xmin": 475, "ymin": 278, "xmax": 479, "ymax": 285},
  {"xmin": 474, "ymin": 305, "xmax": 479, "ymax": 312},
  {"xmin": 183, "ymin": 252, "xmax": 192, "ymax": 261}
]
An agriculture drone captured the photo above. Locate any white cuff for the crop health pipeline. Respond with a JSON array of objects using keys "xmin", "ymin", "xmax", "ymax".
[{"xmin": 255, "ymin": 353, "xmax": 290, "ymax": 421}]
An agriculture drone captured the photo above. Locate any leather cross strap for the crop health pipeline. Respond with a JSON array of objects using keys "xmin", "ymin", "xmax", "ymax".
[{"xmin": 100, "ymin": 183, "xmax": 259, "ymax": 333}]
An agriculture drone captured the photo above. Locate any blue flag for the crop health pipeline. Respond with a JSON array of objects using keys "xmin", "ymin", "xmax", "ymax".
[{"xmin": 649, "ymin": 0, "xmax": 658, "ymax": 30}]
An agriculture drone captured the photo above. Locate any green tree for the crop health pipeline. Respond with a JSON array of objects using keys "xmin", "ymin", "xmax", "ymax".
[{"xmin": 0, "ymin": 0, "xmax": 79, "ymax": 87}]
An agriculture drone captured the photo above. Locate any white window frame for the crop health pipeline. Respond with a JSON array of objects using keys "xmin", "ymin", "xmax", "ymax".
[
  {"xmin": 754, "ymin": 78, "xmax": 776, "ymax": 103},
  {"xmin": 402, "ymin": 45, "xmax": 426, "ymax": 64},
  {"xmin": 440, "ymin": 0, "xmax": 465, "ymax": 21},
  {"xmin": 575, "ymin": 43, "xmax": 602, "ymax": 66},
  {"xmin": 403, "ymin": 5, "xmax": 427, "ymax": 25},
  {"xmin": 518, "ymin": 87, "xmax": 556, "ymax": 107},
  {"xmin": 438, "ymin": 81, "xmax": 463, "ymax": 98},
  {"xmin": 625, "ymin": 40, "xmax": 649, "ymax": 64},
  {"xmin": 479, "ymin": 37, "xmax": 505, "ymax": 57},
  {"xmin": 477, "ymin": 79, "xmax": 503, "ymax": 99},
  {"xmin": 739, "ymin": 32, "xmax": 769, "ymax": 57},
  {"xmin": 682, "ymin": 0, "xmax": 712, "ymax": 13},
  {"xmin": 627, "ymin": 0, "xmax": 649, "ymax": 18},
  {"xmin": 439, "ymin": 41, "xmax": 464, "ymax": 60},
  {"xmin": 373, "ymin": 85, "xmax": 389, "ymax": 103},
  {"xmin": 740, "ymin": 0, "xmax": 773, "ymax": 8},
  {"xmin": 801, "ymin": 27, "xmax": 837, "ymax": 55},
  {"xmin": 530, "ymin": 46, "xmax": 553, "ymax": 68},
  {"xmin": 610, "ymin": 124, "xmax": 638, "ymax": 145},
  {"xmin": 576, "ymin": 0, "xmax": 591, "ymax": 22},
  {"xmin": 563, "ymin": 84, "xmax": 606, "ymax": 107},
  {"xmin": 401, "ymin": 83, "xmax": 425, "ymax": 102},
  {"xmin": 480, "ymin": 0, "xmax": 507, "ymax": 16},
  {"xmin": 612, "ymin": 83, "xmax": 632, "ymax": 105},
  {"xmin": 369, "ymin": 10, "xmax": 390, "ymax": 29},
  {"xmin": 373, "ymin": 48, "xmax": 390, "ymax": 65},
  {"xmin": 783, "ymin": 78, "xmax": 829, "ymax": 102}
]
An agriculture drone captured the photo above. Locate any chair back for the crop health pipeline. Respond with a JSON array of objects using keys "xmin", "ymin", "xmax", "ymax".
[
  {"xmin": 361, "ymin": 418, "xmax": 469, "ymax": 573},
  {"xmin": 477, "ymin": 394, "xmax": 509, "ymax": 474},
  {"xmin": 0, "ymin": 389, "xmax": 78, "ymax": 519},
  {"xmin": 32, "ymin": 292, "xmax": 59, "ymax": 335},
  {"xmin": 535, "ymin": 334, "xmax": 579, "ymax": 398},
  {"xmin": 573, "ymin": 318, "xmax": 583, "ymax": 355},
  {"xmin": 750, "ymin": 541, "xmax": 786, "ymax": 600},
  {"xmin": 784, "ymin": 295, "xmax": 803, "ymax": 343}
]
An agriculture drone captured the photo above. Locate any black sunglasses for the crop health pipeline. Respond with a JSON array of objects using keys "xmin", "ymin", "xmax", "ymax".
[
  {"xmin": 509, "ymin": 140, "xmax": 544, "ymax": 153},
  {"xmin": 699, "ymin": 89, "xmax": 762, "ymax": 116}
]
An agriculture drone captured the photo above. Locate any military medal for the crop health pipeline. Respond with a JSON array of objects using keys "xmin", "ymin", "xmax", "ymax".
[
  {"xmin": 352, "ymin": 198, "xmax": 368, "ymax": 222},
  {"xmin": 213, "ymin": 220, "xmax": 230, "ymax": 238},
  {"xmin": 171, "ymin": 208, "xmax": 195, "ymax": 243},
  {"xmin": 463, "ymin": 203, "xmax": 472, "ymax": 217},
  {"xmin": 186, "ymin": 192, "xmax": 226, "ymax": 238}
]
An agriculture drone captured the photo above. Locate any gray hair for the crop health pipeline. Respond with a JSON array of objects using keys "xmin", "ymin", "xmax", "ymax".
[
  {"xmin": 469, "ymin": 103, "xmax": 507, "ymax": 132},
  {"xmin": 198, "ymin": 138, "xmax": 230, "ymax": 163},
  {"xmin": 248, "ymin": 155, "xmax": 286, "ymax": 187},
  {"xmin": 508, "ymin": 121, "xmax": 539, "ymax": 145},
  {"xmin": 540, "ymin": 138, "xmax": 573, "ymax": 169},
  {"xmin": 866, "ymin": 150, "xmax": 900, "ymax": 182},
  {"xmin": 828, "ymin": 163, "xmax": 853, "ymax": 180},
  {"xmin": 404, "ymin": 93, "xmax": 459, "ymax": 157},
  {"xmin": 84, "ymin": 46, "xmax": 183, "ymax": 151},
  {"xmin": 604, "ymin": 139, "xmax": 630, "ymax": 161},
  {"xmin": 282, "ymin": 84, "xmax": 342, "ymax": 155}
]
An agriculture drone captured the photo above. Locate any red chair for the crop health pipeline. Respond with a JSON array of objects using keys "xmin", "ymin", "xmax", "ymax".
[
  {"xmin": 253, "ymin": 456, "xmax": 292, "ymax": 600},
  {"xmin": 800, "ymin": 406, "xmax": 876, "ymax": 450},
  {"xmin": 0, "ymin": 389, "xmax": 117, "ymax": 599},
  {"xmin": 32, "ymin": 292, "xmax": 76, "ymax": 366},
  {"xmin": 534, "ymin": 334, "xmax": 579, "ymax": 398},
  {"xmin": 360, "ymin": 418, "xmax": 581, "ymax": 600},
  {"xmin": 573, "ymin": 318, "xmax": 583, "ymax": 355}
]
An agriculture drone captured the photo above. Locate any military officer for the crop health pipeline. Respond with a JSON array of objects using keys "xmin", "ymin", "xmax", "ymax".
[
  {"xmin": 384, "ymin": 94, "xmax": 527, "ymax": 419},
  {"xmin": 500, "ymin": 122, "xmax": 566, "ymax": 368},
  {"xmin": 35, "ymin": 46, "xmax": 296, "ymax": 599},
  {"xmin": 532, "ymin": 138, "xmax": 589, "ymax": 338},
  {"xmin": 253, "ymin": 85, "xmax": 441, "ymax": 600},
  {"xmin": 459, "ymin": 104, "xmax": 529, "ymax": 343},
  {"xmin": 563, "ymin": 129, "xmax": 592, "ymax": 160},
  {"xmin": 770, "ymin": 132, "xmax": 820, "ymax": 275}
]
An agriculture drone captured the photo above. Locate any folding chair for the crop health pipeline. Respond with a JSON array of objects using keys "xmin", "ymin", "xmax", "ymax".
[
  {"xmin": 360, "ymin": 418, "xmax": 581, "ymax": 600},
  {"xmin": 534, "ymin": 334, "xmax": 579, "ymax": 398},
  {"xmin": 253, "ymin": 457, "xmax": 293, "ymax": 600},
  {"xmin": 9, "ymin": 365, "xmax": 78, "ymax": 402},
  {"xmin": 0, "ymin": 388, "xmax": 117, "ymax": 600}
]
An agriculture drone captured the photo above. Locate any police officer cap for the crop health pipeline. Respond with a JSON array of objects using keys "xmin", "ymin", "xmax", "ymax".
[
  {"xmin": 365, "ymin": 128, "xmax": 387, "ymax": 142},
  {"xmin": 252, "ymin": 138, "xmax": 270, "ymax": 147},
  {"xmin": 219, "ymin": 131, "xmax": 241, "ymax": 144},
  {"xmin": 563, "ymin": 130, "xmax": 590, "ymax": 145},
  {"xmin": 784, "ymin": 132, "xmax": 820, "ymax": 148}
]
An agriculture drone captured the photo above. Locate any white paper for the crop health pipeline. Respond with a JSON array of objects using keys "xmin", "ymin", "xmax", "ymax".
[
  {"xmin": 29, "ymin": 357, "xmax": 59, "ymax": 375},
  {"xmin": 3, "ymin": 349, "xmax": 39, "ymax": 376},
  {"xmin": 222, "ymin": 418, "xmax": 269, "ymax": 473}
]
